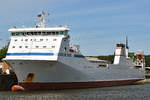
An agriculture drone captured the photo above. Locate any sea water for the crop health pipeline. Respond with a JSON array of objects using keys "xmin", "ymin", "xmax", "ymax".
[{"xmin": 0, "ymin": 84, "xmax": 150, "ymax": 100}]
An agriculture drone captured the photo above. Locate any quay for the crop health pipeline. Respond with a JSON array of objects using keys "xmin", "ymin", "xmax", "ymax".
[
  {"xmin": 0, "ymin": 74, "xmax": 17, "ymax": 90},
  {"xmin": 0, "ymin": 62, "xmax": 17, "ymax": 90}
]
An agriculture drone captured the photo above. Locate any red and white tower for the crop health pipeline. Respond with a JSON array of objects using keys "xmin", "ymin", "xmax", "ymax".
[{"xmin": 113, "ymin": 43, "xmax": 126, "ymax": 64}]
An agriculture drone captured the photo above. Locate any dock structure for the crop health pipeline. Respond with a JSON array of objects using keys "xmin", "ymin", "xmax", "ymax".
[
  {"xmin": 0, "ymin": 61, "xmax": 14, "ymax": 74},
  {"xmin": 0, "ymin": 62, "xmax": 18, "ymax": 90},
  {"xmin": 0, "ymin": 74, "xmax": 18, "ymax": 90}
]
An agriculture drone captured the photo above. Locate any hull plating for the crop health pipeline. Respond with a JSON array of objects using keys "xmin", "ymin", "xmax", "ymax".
[
  {"xmin": 5, "ymin": 56, "xmax": 145, "ymax": 90},
  {"xmin": 18, "ymin": 79, "xmax": 142, "ymax": 90}
]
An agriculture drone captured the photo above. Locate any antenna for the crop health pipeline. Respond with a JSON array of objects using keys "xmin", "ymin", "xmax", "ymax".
[
  {"xmin": 37, "ymin": 11, "xmax": 46, "ymax": 28},
  {"xmin": 126, "ymin": 36, "xmax": 129, "ymax": 49},
  {"xmin": 41, "ymin": 11, "xmax": 46, "ymax": 28},
  {"xmin": 36, "ymin": 11, "xmax": 51, "ymax": 28},
  {"xmin": 46, "ymin": 12, "xmax": 50, "ymax": 25}
]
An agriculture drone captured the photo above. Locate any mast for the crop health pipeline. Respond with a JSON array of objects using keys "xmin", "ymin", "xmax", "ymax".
[
  {"xmin": 40, "ymin": 11, "xmax": 46, "ymax": 28},
  {"xmin": 126, "ymin": 36, "xmax": 129, "ymax": 49},
  {"xmin": 125, "ymin": 36, "xmax": 129, "ymax": 58},
  {"xmin": 37, "ymin": 11, "xmax": 46, "ymax": 28}
]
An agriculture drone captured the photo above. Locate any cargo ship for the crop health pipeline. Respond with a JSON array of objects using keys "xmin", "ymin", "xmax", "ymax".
[{"xmin": 3, "ymin": 12, "xmax": 145, "ymax": 90}]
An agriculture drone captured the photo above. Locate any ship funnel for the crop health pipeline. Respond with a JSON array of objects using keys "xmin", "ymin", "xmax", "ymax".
[
  {"xmin": 113, "ymin": 43, "xmax": 127, "ymax": 64},
  {"xmin": 113, "ymin": 36, "xmax": 130, "ymax": 65}
]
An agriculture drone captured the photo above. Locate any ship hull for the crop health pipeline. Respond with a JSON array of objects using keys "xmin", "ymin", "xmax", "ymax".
[
  {"xmin": 19, "ymin": 79, "xmax": 142, "ymax": 90},
  {"xmin": 5, "ymin": 57, "xmax": 145, "ymax": 91}
]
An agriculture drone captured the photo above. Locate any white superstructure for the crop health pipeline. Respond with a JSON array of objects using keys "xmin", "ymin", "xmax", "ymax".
[
  {"xmin": 3, "ymin": 12, "xmax": 145, "ymax": 90},
  {"xmin": 134, "ymin": 51, "xmax": 145, "ymax": 69},
  {"xmin": 7, "ymin": 27, "xmax": 69, "ymax": 61}
]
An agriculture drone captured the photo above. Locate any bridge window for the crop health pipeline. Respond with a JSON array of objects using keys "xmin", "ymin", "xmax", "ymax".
[
  {"xmin": 12, "ymin": 46, "xmax": 15, "ymax": 48},
  {"xmin": 64, "ymin": 31, "xmax": 68, "ymax": 35},
  {"xmin": 27, "ymin": 32, "xmax": 32, "ymax": 35},
  {"xmin": 47, "ymin": 32, "xmax": 51, "ymax": 35},
  {"xmin": 60, "ymin": 31, "xmax": 64, "ymax": 35},
  {"xmin": 38, "ymin": 32, "xmax": 41, "ymax": 34},
  {"xmin": 42, "ymin": 32, "xmax": 46, "ymax": 34},
  {"xmin": 12, "ymin": 32, "xmax": 22, "ymax": 36},
  {"xmin": 25, "ymin": 46, "xmax": 28, "ymax": 48},
  {"xmin": 52, "ymin": 32, "xmax": 55, "ymax": 35},
  {"xmin": 12, "ymin": 33, "xmax": 15, "ymax": 36},
  {"xmin": 19, "ymin": 46, "xmax": 22, "ymax": 48},
  {"xmin": 11, "ymin": 31, "xmax": 68, "ymax": 36},
  {"xmin": 56, "ymin": 32, "xmax": 59, "ymax": 35},
  {"xmin": 33, "ymin": 32, "xmax": 37, "ymax": 35}
]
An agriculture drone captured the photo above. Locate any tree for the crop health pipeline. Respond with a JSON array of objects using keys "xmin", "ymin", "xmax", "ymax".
[
  {"xmin": 0, "ymin": 45, "xmax": 8, "ymax": 62},
  {"xmin": 145, "ymin": 55, "xmax": 150, "ymax": 67}
]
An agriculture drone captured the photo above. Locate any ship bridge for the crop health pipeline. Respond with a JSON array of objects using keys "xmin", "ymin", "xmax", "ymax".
[{"xmin": 5, "ymin": 26, "xmax": 70, "ymax": 61}]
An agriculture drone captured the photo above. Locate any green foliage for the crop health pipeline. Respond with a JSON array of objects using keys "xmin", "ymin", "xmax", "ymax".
[
  {"xmin": 145, "ymin": 55, "xmax": 150, "ymax": 67},
  {"xmin": 97, "ymin": 55, "xmax": 114, "ymax": 64},
  {"xmin": 0, "ymin": 45, "xmax": 8, "ymax": 61}
]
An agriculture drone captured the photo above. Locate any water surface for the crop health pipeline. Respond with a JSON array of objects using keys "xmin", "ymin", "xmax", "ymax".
[{"xmin": 0, "ymin": 84, "xmax": 150, "ymax": 100}]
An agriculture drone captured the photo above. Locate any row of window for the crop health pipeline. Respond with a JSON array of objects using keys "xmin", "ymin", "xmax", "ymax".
[
  {"xmin": 11, "ymin": 31, "xmax": 68, "ymax": 36},
  {"xmin": 12, "ymin": 45, "xmax": 55, "ymax": 49},
  {"xmin": 14, "ymin": 38, "xmax": 57, "ymax": 42}
]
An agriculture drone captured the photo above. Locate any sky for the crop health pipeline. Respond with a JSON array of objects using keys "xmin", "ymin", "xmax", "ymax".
[{"xmin": 0, "ymin": 0, "xmax": 150, "ymax": 56}]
